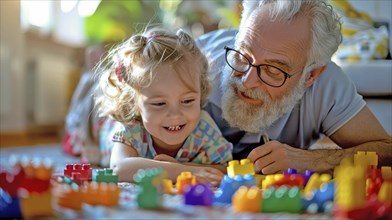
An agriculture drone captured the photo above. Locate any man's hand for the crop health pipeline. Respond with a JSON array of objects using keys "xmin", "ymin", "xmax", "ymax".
[{"xmin": 247, "ymin": 140, "xmax": 312, "ymax": 174}]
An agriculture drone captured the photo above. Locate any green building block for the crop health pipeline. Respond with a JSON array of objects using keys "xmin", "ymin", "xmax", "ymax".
[
  {"xmin": 133, "ymin": 167, "xmax": 165, "ymax": 209},
  {"xmin": 93, "ymin": 168, "xmax": 118, "ymax": 184},
  {"xmin": 262, "ymin": 186, "xmax": 302, "ymax": 213}
]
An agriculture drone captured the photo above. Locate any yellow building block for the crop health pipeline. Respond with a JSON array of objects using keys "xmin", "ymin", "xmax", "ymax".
[
  {"xmin": 354, "ymin": 151, "xmax": 378, "ymax": 168},
  {"xmin": 233, "ymin": 186, "xmax": 262, "ymax": 213},
  {"xmin": 227, "ymin": 159, "xmax": 255, "ymax": 178},
  {"xmin": 262, "ymin": 174, "xmax": 283, "ymax": 189},
  {"xmin": 378, "ymin": 181, "xmax": 392, "ymax": 203},
  {"xmin": 304, "ymin": 173, "xmax": 331, "ymax": 196},
  {"xmin": 381, "ymin": 166, "xmax": 392, "ymax": 180},
  {"xmin": 334, "ymin": 158, "xmax": 367, "ymax": 210}
]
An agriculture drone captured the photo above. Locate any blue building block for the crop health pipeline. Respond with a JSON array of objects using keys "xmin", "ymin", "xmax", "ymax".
[
  {"xmin": 0, "ymin": 188, "xmax": 22, "ymax": 219},
  {"xmin": 302, "ymin": 181, "xmax": 335, "ymax": 213},
  {"xmin": 184, "ymin": 183, "xmax": 213, "ymax": 206},
  {"xmin": 214, "ymin": 174, "xmax": 256, "ymax": 204}
]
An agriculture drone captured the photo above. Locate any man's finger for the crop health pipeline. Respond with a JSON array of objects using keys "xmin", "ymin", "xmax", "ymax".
[{"xmin": 247, "ymin": 143, "xmax": 272, "ymax": 162}]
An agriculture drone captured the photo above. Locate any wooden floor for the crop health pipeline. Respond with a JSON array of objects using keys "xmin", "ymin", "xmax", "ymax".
[{"xmin": 0, "ymin": 130, "xmax": 62, "ymax": 147}]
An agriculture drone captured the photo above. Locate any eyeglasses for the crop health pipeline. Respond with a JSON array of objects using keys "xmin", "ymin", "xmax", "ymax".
[{"xmin": 224, "ymin": 46, "xmax": 299, "ymax": 88}]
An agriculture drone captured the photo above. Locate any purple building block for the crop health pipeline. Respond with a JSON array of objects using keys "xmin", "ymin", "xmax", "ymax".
[{"xmin": 184, "ymin": 183, "xmax": 213, "ymax": 206}]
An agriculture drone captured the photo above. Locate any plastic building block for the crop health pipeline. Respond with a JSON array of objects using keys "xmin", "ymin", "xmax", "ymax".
[
  {"xmin": 262, "ymin": 186, "xmax": 302, "ymax": 213},
  {"xmin": 214, "ymin": 174, "xmax": 256, "ymax": 204},
  {"xmin": 253, "ymin": 174, "xmax": 265, "ymax": 188},
  {"xmin": 64, "ymin": 164, "xmax": 92, "ymax": 184},
  {"xmin": 303, "ymin": 173, "xmax": 331, "ymax": 196},
  {"xmin": 378, "ymin": 180, "xmax": 392, "ymax": 203},
  {"xmin": 93, "ymin": 168, "xmax": 118, "ymax": 184},
  {"xmin": 262, "ymin": 174, "xmax": 283, "ymax": 189},
  {"xmin": 270, "ymin": 174, "xmax": 305, "ymax": 188},
  {"xmin": 334, "ymin": 158, "xmax": 367, "ymax": 210},
  {"xmin": 283, "ymin": 168, "xmax": 314, "ymax": 186},
  {"xmin": 83, "ymin": 182, "xmax": 120, "ymax": 207},
  {"xmin": 18, "ymin": 190, "xmax": 52, "ymax": 218},
  {"xmin": 227, "ymin": 159, "xmax": 255, "ymax": 178},
  {"xmin": 333, "ymin": 194, "xmax": 391, "ymax": 220},
  {"xmin": 354, "ymin": 151, "xmax": 378, "ymax": 168},
  {"xmin": 381, "ymin": 166, "xmax": 392, "ymax": 180},
  {"xmin": 184, "ymin": 183, "xmax": 213, "ymax": 206},
  {"xmin": 176, "ymin": 172, "xmax": 196, "ymax": 194},
  {"xmin": 302, "ymin": 181, "xmax": 335, "ymax": 213},
  {"xmin": 366, "ymin": 166, "xmax": 383, "ymax": 197},
  {"xmin": 0, "ymin": 188, "xmax": 22, "ymax": 219},
  {"xmin": 162, "ymin": 179, "xmax": 174, "ymax": 194},
  {"xmin": 232, "ymin": 186, "xmax": 262, "ymax": 213},
  {"xmin": 133, "ymin": 167, "xmax": 165, "ymax": 209},
  {"xmin": 52, "ymin": 181, "xmax": 120, "ymax": 209},
  {"xmin": 52, "ymin": 183, "xmax": 83, "ymax": 210}
]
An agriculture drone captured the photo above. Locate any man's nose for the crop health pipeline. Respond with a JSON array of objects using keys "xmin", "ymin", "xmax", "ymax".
[{"xmin": 241, "ymin": 67, "xmax": 262, "ymax": 89}]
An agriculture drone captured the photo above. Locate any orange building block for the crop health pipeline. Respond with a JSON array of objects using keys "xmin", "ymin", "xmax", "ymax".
[
  {"xmin": 19, "ymin": 190, "xmax": 52, "ymax": 218},
  {"xmin": 176, "ymin": 172, "xmax": 196, "ymax": 194},
  {"xmin": 232, "ymin": 186, "xmax": 262, "ymax": 213},
  {"xmin": 52, "ymin": 183, "xmax": 83, "ymax": 210},
  {"xmin": 82, "ymin": 182, "xmax": 120, "ymax": 207},
  {"xmin": 227, "ymin": 159, "xmax": 255, "ymax": 178}
]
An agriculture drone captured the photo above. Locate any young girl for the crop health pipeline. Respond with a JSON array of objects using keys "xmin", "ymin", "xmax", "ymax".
[{"xmin": 95, "ymin": 27, "xmax": 233, "ymax": 186}]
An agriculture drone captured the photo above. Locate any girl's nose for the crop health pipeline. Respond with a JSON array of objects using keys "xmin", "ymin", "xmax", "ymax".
[{"xmin": 241, "ymin": 68, "xmax": 262, "ymax": 89}]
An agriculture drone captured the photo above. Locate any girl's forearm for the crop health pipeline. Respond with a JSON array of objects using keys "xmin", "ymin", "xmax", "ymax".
[
  {"xmin": 182, "ymin": 163, "xmax": 227, "ymax": 174},
  {"xmin": 113, "ymin": 157, "xmax": 190, "ymax": 182}
]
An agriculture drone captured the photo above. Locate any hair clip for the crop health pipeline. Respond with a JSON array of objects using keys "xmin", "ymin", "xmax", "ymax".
[{"xmin": 115, "ymin": 62, "xmax": 125, "ymax": 82}]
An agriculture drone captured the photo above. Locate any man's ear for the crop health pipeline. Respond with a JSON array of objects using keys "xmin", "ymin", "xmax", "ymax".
[{"xmin": 304, "ymin": 65, "xmax": 327, "ymax": 88}]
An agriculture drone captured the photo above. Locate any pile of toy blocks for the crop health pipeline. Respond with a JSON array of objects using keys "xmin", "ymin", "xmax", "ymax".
[{"xmin": 0, "ymin": 157, "xmax": 53, "ymax": 218}]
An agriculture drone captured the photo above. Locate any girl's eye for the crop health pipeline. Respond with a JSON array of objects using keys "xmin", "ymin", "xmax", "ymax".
[
  {"xmin": 151, "ymin": 102, "xmax": 165, "ymax": 106},
  {"xmin": 182, "ymin": 99, "xmax": 195, "ymax": 104}
]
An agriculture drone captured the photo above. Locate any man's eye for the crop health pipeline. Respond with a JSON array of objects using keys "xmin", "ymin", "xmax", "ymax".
[{"xmin": 182, "ymin": 99, "xmax": 195, "ymax": 104}]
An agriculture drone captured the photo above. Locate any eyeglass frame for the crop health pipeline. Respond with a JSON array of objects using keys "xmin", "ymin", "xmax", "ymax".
[{"xmin": 224, "ymin": 46, "xmax": 302, "ymax": 88}]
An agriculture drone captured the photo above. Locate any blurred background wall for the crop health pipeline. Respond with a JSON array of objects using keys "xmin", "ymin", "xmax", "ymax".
[{"xmin": 0, "ymin": 0, "xmax": 391, "ymax": 139}]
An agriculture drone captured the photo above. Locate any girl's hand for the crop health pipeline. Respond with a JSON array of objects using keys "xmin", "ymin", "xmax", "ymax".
[
  {"xmin": 154, "ymin": 153, "xmax": 224, "ymax": 186},
  {"xmin": 154, "ymin": 154, "xmax": 178, "ymax": 163},
  {"xmin": 189, "ymin": 166, "xmax": 224, "ymax": 187}
]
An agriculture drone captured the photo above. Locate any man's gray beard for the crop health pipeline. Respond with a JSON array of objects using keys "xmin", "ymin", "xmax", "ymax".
[{"xmin": 220, "ymin": 65, "xmax": 307, "ymax": 133}]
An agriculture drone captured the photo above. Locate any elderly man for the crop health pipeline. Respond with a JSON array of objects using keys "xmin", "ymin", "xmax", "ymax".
[{"xmin": 197, "ymin": 0, "xmax": 391, "ymax": 174}]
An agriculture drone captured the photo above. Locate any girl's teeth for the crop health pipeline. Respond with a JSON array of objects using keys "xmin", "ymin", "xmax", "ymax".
[{"xmin": 168, "ymin": 125, "xmax": 181, "ymax": 131}]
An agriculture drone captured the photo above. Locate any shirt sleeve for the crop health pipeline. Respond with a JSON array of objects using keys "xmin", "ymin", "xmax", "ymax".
[
  {"xmin": 112, "ymin": 120, "xmax": 144, "ymax": 147},
  {"xmin": 311, "ymin": 62, "xmax": 366, "ymax": 136},
  {"xmin": 191, "ymin": 111, "xmax": 233, "ymax": 164}
]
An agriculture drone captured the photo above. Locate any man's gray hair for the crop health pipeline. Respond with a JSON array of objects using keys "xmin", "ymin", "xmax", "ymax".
[{"xmin": 241, "ymin": 0, "xmax": 342, "ymax": 66}]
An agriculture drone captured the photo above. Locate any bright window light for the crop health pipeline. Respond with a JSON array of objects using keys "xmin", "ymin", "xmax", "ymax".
[
  {"xmin": 78, "ymin": 0, "xmax": 101, "ymax": 17},
  {"xmin": 61, "ymin": 0, "xmax": 79, "ymax": 13},
  {"xmin": 21, "ymin": 0, "xmax": 52, "ymax": 28}
]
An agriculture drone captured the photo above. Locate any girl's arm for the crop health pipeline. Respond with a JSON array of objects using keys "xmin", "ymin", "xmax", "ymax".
[
  {"xmin": 110, "ymin": 143, "xmax": 223, "ymax": 185},
  {"xmin": 154, "ymin": 154, "xmax": 227, "ymax": 173}
]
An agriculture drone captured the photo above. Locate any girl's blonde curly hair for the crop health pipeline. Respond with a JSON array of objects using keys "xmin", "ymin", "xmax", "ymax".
[{"xmin": 94, "ymin": 27, "xmax": 211, "ymax": 125}]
